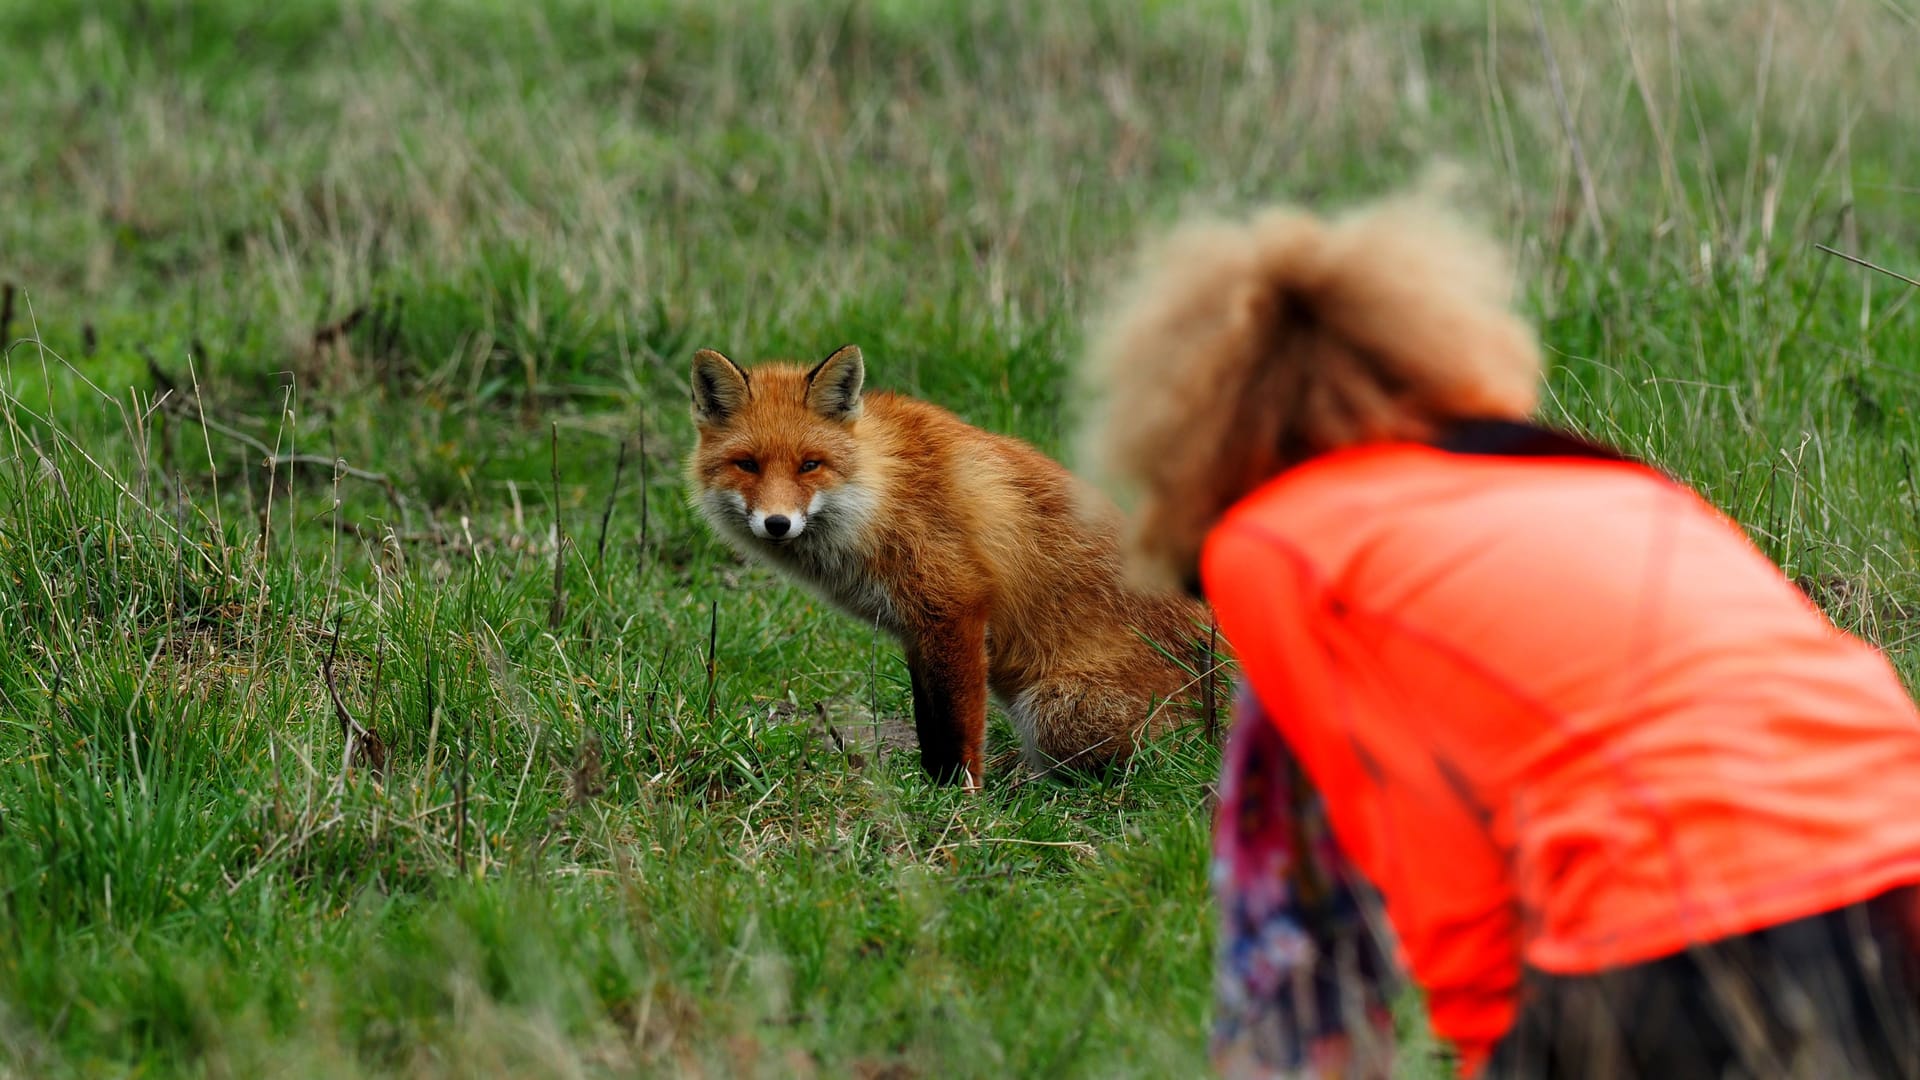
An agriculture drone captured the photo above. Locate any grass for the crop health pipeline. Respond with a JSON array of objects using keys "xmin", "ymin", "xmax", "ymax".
[{"xmin": 0, "ymin": 0, "xmax": 1917, "ymax": 1075}]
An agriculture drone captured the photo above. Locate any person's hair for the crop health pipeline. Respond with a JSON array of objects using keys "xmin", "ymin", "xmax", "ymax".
[{"xmin": 1074, "ymin": 184, "xmax": 1545, "ymax": 590}]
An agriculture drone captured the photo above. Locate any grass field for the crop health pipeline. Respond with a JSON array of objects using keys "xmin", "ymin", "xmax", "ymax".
[{"xmin": 2, "ymin": 0, "xmax": 1917, "ymax": 1076}]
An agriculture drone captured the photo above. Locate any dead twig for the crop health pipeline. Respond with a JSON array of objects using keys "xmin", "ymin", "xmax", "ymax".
[
  {"xmin": 146, "ymin": 353, "xmax": 410, "ymax": 513},
  {"xmin": 1814, "ymin": 244, "xmax": 1920, "ymax": 290},
  {"xmin": 280, "ymin": 452, "xmax": 393, "ymax": 486},
  {"xmin": 704, "ymin": 600, "xmax": 720, "ymax": 722},
  {"xmin": 637, "ymin": 412, "xmax": 651, "ymax": 556},
  {"xmin": 1531, "ymin": 0, "xmax": 1608, "ymax": 257},
  {"xmin": 562, "ymin": 733, "xmax": 607, "ymax": 806},
  {"xmin": 1202, "ymin": 618, "xmax": 1220, "ymax": 744},
  {"xmin": 536, "ymin": 734, "xmax": 608, "ymax": 856},
  {"xmin": 456, "ymin": 697, "xmax": 470, "ymax": 877},
  {"xmin": 548, "ymin": 422, "xmax": 567, "ymax": 630},
  {"xmin": 594, "ymin": 438, "xmax": 629, "ymax": 572},
  {"xmin": 813, "ymin": 701, "xmax": 869, "ymax": 770},
  {"xmin": 322, "ymin": 613, "xmax": 390, "ymax": 776},
  {"xmin": 312, "ymin": 305, "xmax": 369, "ymax": 349},
  {"xmin": 928, "ymin": 836, "xmax": 1098, "ymax": 858}
]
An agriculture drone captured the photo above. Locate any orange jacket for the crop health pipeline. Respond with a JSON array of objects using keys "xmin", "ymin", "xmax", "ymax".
[{"xmin": 1200, "ymin": 432, "xmax": 1920, "ymax": 1075}]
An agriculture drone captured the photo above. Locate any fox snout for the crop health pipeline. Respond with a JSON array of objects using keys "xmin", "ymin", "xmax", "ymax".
[
  {"xmin": 701, "ymin": 487, "xmax": 831, "ymax": 547},
  {"xmin": 748, "ymin": 507, "xmax": 809, "ymax": 542}
]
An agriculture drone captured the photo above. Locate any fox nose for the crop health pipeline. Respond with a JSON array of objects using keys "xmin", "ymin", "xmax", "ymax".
[{"xmin": 764, "ymin": 515, "xmax": 791, "ymax": 538}]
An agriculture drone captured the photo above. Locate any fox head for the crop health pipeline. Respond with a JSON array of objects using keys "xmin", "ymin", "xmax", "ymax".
[{"xmin": 686, "ymin": 344, "xmax": 873, "ymax": 550}]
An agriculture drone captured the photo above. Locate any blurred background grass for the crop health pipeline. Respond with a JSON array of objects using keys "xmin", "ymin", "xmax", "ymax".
[{"xmin": 0, "ymin": 0, "xmax": 1916, "ymax": 1075}]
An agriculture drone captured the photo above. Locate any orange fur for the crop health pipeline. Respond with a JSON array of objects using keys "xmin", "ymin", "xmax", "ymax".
[
  {"xmin": 687, "ymin": 345, "xmax": 1211, "ymax": 788},
  {"xmin": 1075, "ymin": 185, "xmax": 1546, "ymax": 590}
]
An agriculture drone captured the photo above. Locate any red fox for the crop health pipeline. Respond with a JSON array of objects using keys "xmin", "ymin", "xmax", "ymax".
[{"xmin": 685, "ymin": 344, "xmax": 1212, "ymax": 788}]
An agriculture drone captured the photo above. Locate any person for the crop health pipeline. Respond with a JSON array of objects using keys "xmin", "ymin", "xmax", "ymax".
[{"xmin": 1074, "ymin": 183, "xmax": 1920, "ymax": 1079}]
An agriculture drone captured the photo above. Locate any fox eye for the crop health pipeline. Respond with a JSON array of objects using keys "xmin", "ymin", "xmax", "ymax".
[
  {"xmin": 733, "ymin": 458, "xmax": 760, "ymax": 474},
  {"xmin": 798, "ymin": 460, "xmax": 823, "ymax": 473}
]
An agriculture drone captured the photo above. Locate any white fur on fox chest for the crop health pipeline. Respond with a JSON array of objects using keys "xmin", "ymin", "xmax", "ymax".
[{"xmin": 700, "ymin": 485, "xmax": 900, "ymax": 634}]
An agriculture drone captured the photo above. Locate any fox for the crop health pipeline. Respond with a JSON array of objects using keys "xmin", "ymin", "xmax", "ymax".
[{"xmin": 685, "ymin": 343, "xmax": 1213, "ymax": 788}]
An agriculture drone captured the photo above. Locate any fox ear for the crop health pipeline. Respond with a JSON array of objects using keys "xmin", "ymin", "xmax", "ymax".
[
  {"xmin": 805, "ymin": 345, "xmax": 864, "ymax": 421},
  {"xmin": 691, "ymin": 348, "xmax": 750, "ymax": 425}
]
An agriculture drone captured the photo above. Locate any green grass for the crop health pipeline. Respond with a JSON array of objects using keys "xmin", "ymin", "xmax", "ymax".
[{"xmin": 1, "ymin": 0, "xmax": 1917, "ymax": 1075}]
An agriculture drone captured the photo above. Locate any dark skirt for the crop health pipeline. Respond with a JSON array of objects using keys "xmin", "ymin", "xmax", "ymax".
[{"xmin": 1486, "ymin": 887, "xmax": 1920, "ymax": 1079}]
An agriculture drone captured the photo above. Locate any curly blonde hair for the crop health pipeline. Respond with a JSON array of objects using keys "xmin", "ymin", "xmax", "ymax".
[{"xmin": 1075, "ymin": 186, "xmax": 1546, "ymax": 590}]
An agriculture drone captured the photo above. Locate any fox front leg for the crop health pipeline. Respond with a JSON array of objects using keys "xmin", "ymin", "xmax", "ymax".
[{"xmin": 905, "ymin": 611, "xmax": 989, "ymax": 789}]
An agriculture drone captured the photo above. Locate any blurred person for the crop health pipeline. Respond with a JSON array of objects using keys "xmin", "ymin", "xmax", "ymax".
[{"xmin": 1075, "ymin": 180, "xmax": 1920, "ymax": 1079}]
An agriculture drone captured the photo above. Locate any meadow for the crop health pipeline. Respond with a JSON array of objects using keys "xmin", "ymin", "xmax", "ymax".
[{"xmin": 1, "ymin": 0, "xmax": 1916, "ymax": 1075}]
